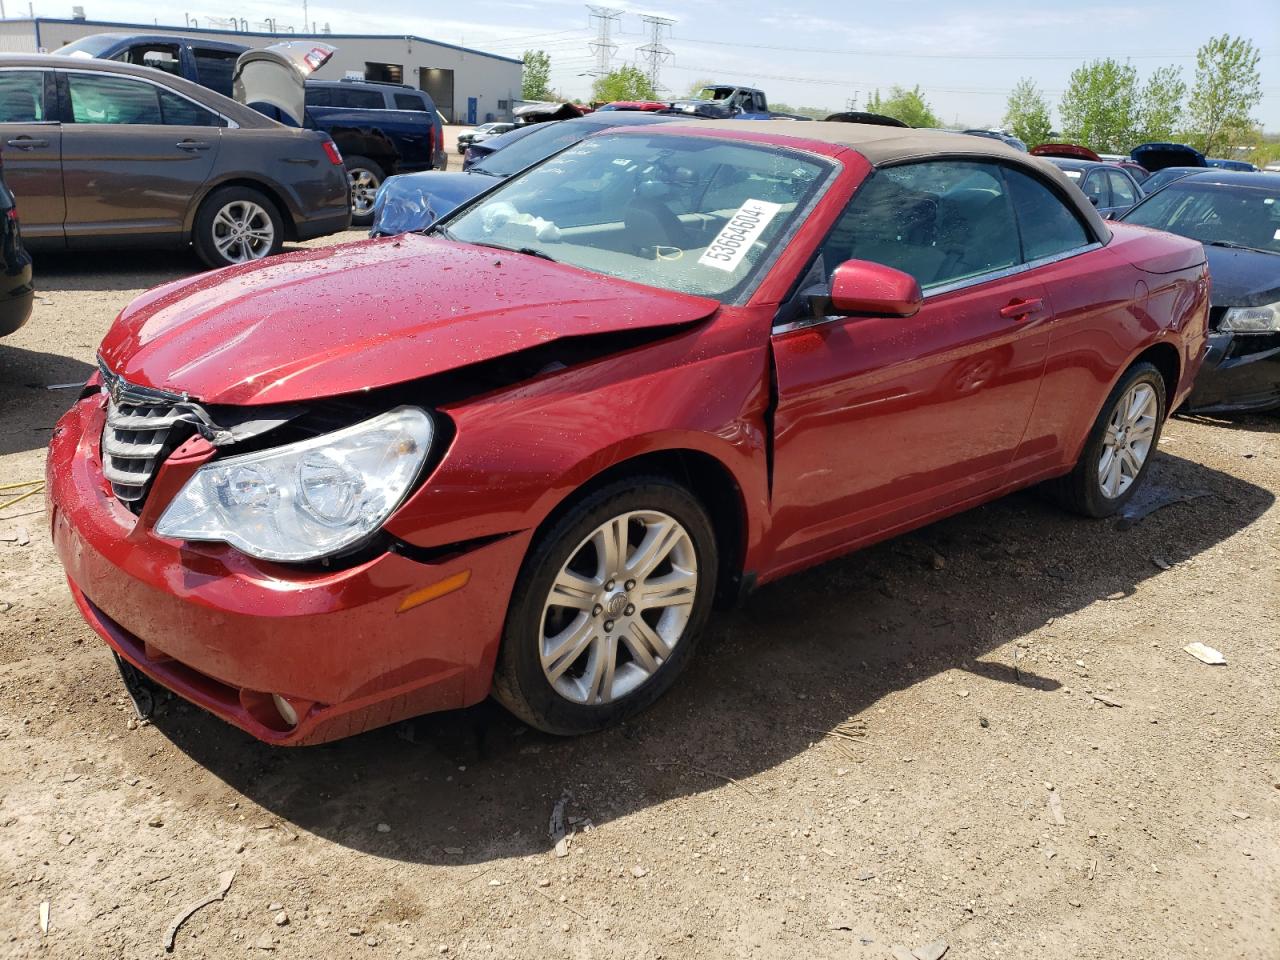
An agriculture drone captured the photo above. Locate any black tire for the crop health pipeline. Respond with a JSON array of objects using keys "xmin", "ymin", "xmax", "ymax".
[
  {"xmin": 1045, "ymin": 361, "xmax": 1167, "ymax": 517},
  {"xmin": 192, "ymin": 186, "xmax": 284, "ymax": 269},
  {"xmin": 344, "ymin": 155, "xmax": 385, "ymax": 227},
  {"xmin": 492, "ymin": 476, "xmax": 719, "ymax": 735}
]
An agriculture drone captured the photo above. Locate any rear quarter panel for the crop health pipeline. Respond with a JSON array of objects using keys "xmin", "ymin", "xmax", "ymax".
[
  {"xmin": 1019, "ymin": 228, "xmax": 1207, "ymax": 471},
  {"xmin": 194, "ymin": 128, "xmax": 350, "ymax": 233}
]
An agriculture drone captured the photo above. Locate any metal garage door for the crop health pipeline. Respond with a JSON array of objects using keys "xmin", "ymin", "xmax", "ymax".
[{"xmin": 419, "ymin": 67, "xmax": 455, "ymax": 122}]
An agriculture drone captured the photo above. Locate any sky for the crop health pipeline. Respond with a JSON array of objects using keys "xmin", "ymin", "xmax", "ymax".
[{"xmin": 28, "ymin": 0, "xmax": 1280, "ymax": 130}]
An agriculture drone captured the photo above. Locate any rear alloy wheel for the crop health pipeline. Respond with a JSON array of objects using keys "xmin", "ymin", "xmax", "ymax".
[
  {"xmin": 193, "ymin": 186, "xmax": 283, "ymax": 269},
  {"xmin": 493, "ymin": 478, "xmax": 718, "ymax": 735},
  {"xmin": 1045, "ymin": 361, "xmax": 1167, "ymax": 517},
  {"xmin": 344, "ymin": 155, "xmax": 384, "ymax": 227}
]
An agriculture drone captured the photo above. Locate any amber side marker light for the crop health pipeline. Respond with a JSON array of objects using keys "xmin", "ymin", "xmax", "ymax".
[{"xmin": 397, "ymin": 569, "xmax": 472, "ymax": 613}]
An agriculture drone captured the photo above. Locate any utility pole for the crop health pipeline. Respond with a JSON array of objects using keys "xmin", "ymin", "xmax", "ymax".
[
  {"xmin": 585, "ymin": 5, "xmax": 622, "ymax": 78},
  {"xmin": 638, "ymin": 15, "xmax": 674, "ymax": 93}
]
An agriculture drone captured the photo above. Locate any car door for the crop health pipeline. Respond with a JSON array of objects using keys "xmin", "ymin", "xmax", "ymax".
[
  {"xmin": 768, "ymin": 160, "xmax": 1053, "ymax": 569},
  {"xmin": 1103, "ymin": 168, "xmax": 1139, "ymax": 217},
  {"xmin": 0, "ymin": 68, "xmax": 65, "ymax": 241},
  {"xmin": 57, "ymin": 70, "xmax": 222, "ymax": 244},
  {"xmin": 1079, "ymin": 168, "xmax": 1111, "ymax": 213}
]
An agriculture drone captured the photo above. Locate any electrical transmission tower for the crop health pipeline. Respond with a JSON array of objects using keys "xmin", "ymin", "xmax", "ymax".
[
  {"xmin": 586, "ymin": 6, "xmax": 622, "ymax": 77},
  {"xmin": 638, "ymin": 15, "xmax": 675, "ymax": 92}
]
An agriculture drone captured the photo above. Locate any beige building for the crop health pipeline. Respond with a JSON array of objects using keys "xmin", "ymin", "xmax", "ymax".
[{"xmin": 0, "ymin": 16, "xmax": 523, "ymax": 122}]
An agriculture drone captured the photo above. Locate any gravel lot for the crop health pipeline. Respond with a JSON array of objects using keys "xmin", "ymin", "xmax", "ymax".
[{"xmin": 1, "ymin": 236, "xmax": 1277, "ymax": 959}]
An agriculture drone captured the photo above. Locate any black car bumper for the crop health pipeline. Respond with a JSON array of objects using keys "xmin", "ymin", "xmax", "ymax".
[
  {"xmin": 1182, "ymin": 331, "xmax": 1280, "ymax": 413},
  {"xmin": 294, "ymin": 209, "xmax": 352, "ymax": 241}
]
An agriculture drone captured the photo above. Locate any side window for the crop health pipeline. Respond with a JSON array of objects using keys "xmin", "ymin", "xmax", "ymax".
[
  {"xmin": 394, "ymin": 92, "xmax": 425, "ymax": 111},
  {"xmin": 822, "ymin": 160, "xmax": 1021, "ymax": 292},
  {"xmin": 305, "ymin": 86, "xmax": 332, "ymax": 107},
  {"xmin": 193, "ymin": 49, "xmax": 238, "ymax": 98},
  {"xmin": 1080, "ymin": 170, "xmax": 1109, "ymax": 208},
  {"xmin": 1107, "ymin": 170, "xmax": 1137, "ymax": 206},
  {"xmin": 67, "ymin": 74, "xmax": 162, "ymax": 125},
  {"xmin": 157, "ymin": 89, "xmax": 221, "ymax": 127},
  {"xmin": 114, "ymin": 43, "xmax": 181, "ymax": 77},
  {"xmin": 1003, "ymin": 167, "xmax": 1092, "ymax": 261},
  {"xmin": 333, "ymin": 88, "xmax": 383, "ymax": 109},
  {"xmin": 0, "ymin": 71, "xmax": 46, "ymax": 122}
]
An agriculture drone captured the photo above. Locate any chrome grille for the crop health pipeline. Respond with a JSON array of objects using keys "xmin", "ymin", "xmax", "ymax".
[
  {"xmin": 97, "ymin": 360, "xmax": 190, "ymax": 506},
  {"xmin": 101, "ymin": 398, "xmax": 185, "ymax": 503}
]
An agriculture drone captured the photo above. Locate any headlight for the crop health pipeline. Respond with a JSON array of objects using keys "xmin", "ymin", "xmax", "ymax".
[
  {"xmin": 155, "ymin": 407, "xmax": 433, "ymax": 562},
  {"xmin": 1219, "ymin": 301, "xmax": 1280, "ymax": 333}
]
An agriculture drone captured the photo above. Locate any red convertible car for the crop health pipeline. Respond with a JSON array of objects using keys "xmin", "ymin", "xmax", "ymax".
[{"xmin": 48, "ymin": 122, "xmax": 1209, "ymax": 744}]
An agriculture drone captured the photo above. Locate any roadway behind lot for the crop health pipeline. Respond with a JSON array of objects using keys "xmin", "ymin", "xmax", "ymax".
[{"xmin": 1, "ymin": 236, "xmax": 1277, "ymax": 958}]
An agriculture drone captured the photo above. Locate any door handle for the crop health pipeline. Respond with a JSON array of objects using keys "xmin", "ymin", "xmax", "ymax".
[
  {"xmin": 6, "ymin": 138, "xmax": 49, "ymax": 149},
  {"xmin": 999, "ymin": 297, "xmax": 1044, "ymax": 320},
  {"xmin": 176, "ymin": 140, "xmax": 211, "ymax": 151}
]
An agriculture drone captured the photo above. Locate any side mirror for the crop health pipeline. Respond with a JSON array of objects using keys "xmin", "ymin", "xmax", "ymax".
[
  {"xmin": 827, "ymin": 259, "xmax": 923, "ymax": 318},
  {"xmin": 1088, "ymin": 195, "xmax": 1100, "ymax": 206}
]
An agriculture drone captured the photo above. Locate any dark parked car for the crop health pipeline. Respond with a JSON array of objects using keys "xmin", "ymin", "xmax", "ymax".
[
  {"xmin": 1206, "ymin": 157, "xmax": 1257, "ymax": 172},
  {"xmin": 0, "ymin": 53, "xmax": 350, "ymax": 267},
  {"xmin": 56, "ymin": 33, "xmax": 443, "ymax": 225},
  {"xmin": 372, "ymin": 111, "xmax": 684, "ymax": 236},
  {"xmin": 1120, "ymin": 171, "xmax": 1280, "ymax": 413},
  {"xmin": 1043, "ymin": 159, "xmax": 1144, "ymax": 218},
  {"xmin": 1130, "ymin": 142, "xmax": 1206, "ymax": 172},
  {"xmin": 0, "ymin": 155, "xmax": 34, "ymax": 338},
  {"xmin": 1140, "ymin": 166, "xmax": 1215, "ymax": 194},
  {"xmin": 962, "ymin": 129, "xmax": 1028, "ymax": 151}
]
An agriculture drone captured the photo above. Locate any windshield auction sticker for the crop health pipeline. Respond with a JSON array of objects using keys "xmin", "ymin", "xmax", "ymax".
[{"xmin": 698, "ymin": 199, "xmax": 783, "ymax": 272}]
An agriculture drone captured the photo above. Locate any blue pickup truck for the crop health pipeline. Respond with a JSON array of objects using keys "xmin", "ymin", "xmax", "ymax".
[
  {"xmin": 666, "ymin": 85, "xmax": 813, "ymax": 121},
  {"xmin": 56, "ymin": 34, "xmax": 444, "ymax": 225}
]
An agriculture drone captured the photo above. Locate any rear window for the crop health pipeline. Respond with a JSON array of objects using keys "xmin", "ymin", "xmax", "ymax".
[
  {"xmin": 194, "ymin": 49, "xmax": 238, "ymax": 98},
  {"xmin": 332, "ymin": 88, "xmax": 383, "ymax": 110}
]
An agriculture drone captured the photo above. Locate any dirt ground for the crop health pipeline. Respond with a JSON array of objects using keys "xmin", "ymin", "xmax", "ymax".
[{"xmin": 1, "ymin": 236, "xmax": 1277, "ymax": 960}]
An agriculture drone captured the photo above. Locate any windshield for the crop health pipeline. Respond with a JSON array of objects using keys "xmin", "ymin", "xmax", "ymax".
[
  {"xmin": 446, "ymin": 132, "xmax": 832, "ymax": 302},
  {"xmin": 470, "ymin": 122, "xmax": 584, "ymax": 177},
  {"xmin": 1122, "ymin": 179, "xmax": 1280, "ymax": 254},
  {"xmin": 1141, "ymin": 168, "xmax": 1203, "ymax": 193},
  {"xmin": 55, "ymin": 36, "xmax": 120, "ymax": 57}
]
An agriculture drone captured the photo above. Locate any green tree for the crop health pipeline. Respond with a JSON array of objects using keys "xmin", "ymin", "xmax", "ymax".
[
  {"xmin": 1137, "ymin": 65, "xmax": 1186, "ymax": 143},
  {"xmin": 1186, "ymin": 34, "xmax": 1262, "ymax": 157},
  {"xmin": 1002, "ymin": 78, "xmax": 1052, "ymax": 147},
  {"xmin": 592, "ymin": 65, "xmax": 656, "ymax": 104},
  {"xmin": 684, "ymin": 78, "xmax": 715, "ymax": 98},
  {"xmin": 521, "ymin": 49, "xmax": 552, "ymax": 101},
  {"xmin": 1058, "ymin": 58, "xmax": 1140, "ymax": 153},
  {"xmin": 864, "ymin": 85, "xmax": 940, "ymax": 128}
]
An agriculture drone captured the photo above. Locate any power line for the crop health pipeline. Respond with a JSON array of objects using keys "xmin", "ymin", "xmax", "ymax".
[
  {"xmin": 585, "ymin": 5, "xmax": 623, "ymax": 77},
  {"xmin": 666, "ymin": 35, "xmax": 1264, "ymax": 61},
  {"xmin": 638, "ymin": 14, "xmax": 675, "ymax": 92}
]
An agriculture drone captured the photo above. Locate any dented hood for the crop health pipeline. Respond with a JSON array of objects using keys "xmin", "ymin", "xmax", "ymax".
[{"xmin": 97, "ymin": 234, "xmax": 718, "ymax": 405}]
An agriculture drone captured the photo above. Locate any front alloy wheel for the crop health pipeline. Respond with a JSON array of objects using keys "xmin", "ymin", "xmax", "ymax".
[
  {"xmin": 541, "ymin": 510, "xmax": 698, "ymax": 706},
  {"xmin": 493, "ymin": 478, "xmax": 718, "ymax": 735}
]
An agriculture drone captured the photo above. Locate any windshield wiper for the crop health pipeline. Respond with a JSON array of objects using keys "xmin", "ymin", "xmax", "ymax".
[
  {"xmin": 430, "ymin": 223, "xmax": 457, "ymax": 241},
  {"xmin": 469, "ymin": 241, "xmax": 558, "ymax": 263},
  {"xmin": 1203, "ymin": 240, "xmax": 1272, "ymax": 254}
]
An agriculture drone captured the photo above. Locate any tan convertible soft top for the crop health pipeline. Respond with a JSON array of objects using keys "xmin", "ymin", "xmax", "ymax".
[{"xmin": 663, "ymin": 119, "xmax": 1113, "ymax": 242}]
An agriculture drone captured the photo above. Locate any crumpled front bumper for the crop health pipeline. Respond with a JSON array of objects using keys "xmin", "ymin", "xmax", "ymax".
[
  {"xmin": 47, "ymin": 393, "xmax": 530, "ymax": 745},
  {"xmin": 1183, "ymin": 331, "xmax": 1280, "ymax": 413}
]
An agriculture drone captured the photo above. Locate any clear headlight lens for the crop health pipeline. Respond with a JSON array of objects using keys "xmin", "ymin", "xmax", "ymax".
[
  {"xmin": 1219, "ymin": 301, "xmax": 1280, "ymax": 333},
  {"xmin": 155, "ymin": 407, "xmax": 433, "ymax": 562}
]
